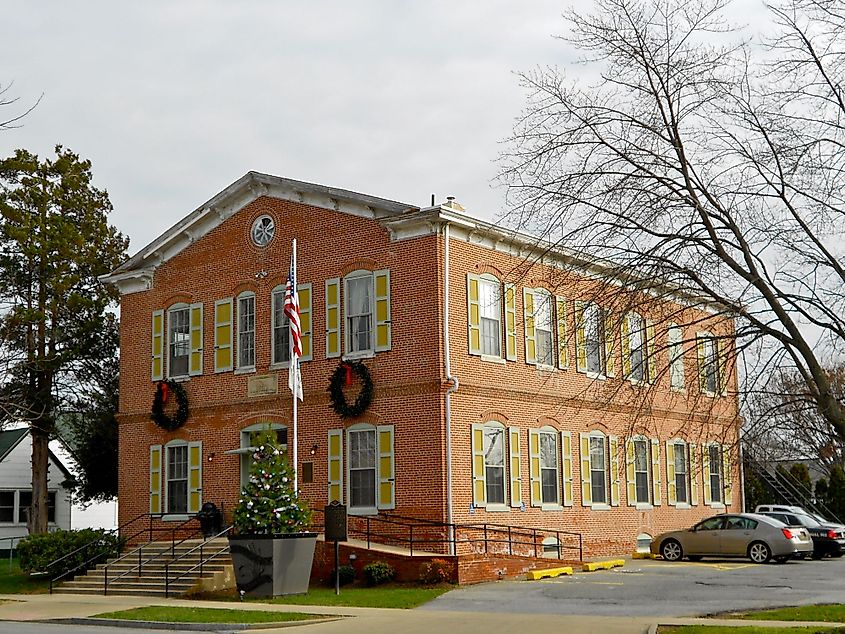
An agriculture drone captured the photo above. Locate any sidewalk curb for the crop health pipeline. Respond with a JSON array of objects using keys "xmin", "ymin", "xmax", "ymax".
[{"xmin": 44, "ymin": 615, "xmax": 345, "ymax": 630}]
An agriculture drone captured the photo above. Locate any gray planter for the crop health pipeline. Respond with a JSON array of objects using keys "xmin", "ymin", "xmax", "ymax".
[{"xmin": 228, "ymin": 532, "xmax": 317, "ymax": 597}]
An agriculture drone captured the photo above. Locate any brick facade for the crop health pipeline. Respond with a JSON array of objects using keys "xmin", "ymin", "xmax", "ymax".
[{"xmin": 107, "ymin": 173, "xmax": 740, "ymax": 561}]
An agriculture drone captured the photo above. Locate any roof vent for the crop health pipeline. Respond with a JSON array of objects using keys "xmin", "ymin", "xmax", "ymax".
[{"xmin": 443, "ymin": 196, "xmax": 465, "ymax": 212}]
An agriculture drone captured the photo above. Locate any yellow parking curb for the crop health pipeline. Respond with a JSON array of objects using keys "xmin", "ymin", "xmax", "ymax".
[
  {"xmin": 632, "ymin": 552, "xmax": 657, "ymax": 559},
  {"xmin": 526, "ymin": 566, "xmax": 574, "ymax": 580},
  {"xmin": 582, "ymin": 559, "xmax": 625, "ymax": 572}
]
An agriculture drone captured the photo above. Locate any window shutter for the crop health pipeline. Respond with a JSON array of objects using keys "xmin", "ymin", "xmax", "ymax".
[
  {"xmin": 696, "ymin": 334, "xmax": 708, "ymax": 392},
  {"xmin": 529, "ymin": 429, "xmax": 541, "ymax": 507},
  {"xmin": 377, "ymin": 425, "xmax": 395, "ymax": 510},
  {"xmin": 213, "ymin": 298, "xmax": 233, "ymax": 372},
  {"xmin": 574, "ymin": 302, "xmax": 587, "ymax": 373},
  {"xmin": 646, "ymin": 320, "xmax": 657, "ymax": 384},
  {"xmin": 723, "ymin": 448, "xmax": 733, "ymax": 506},
  {"xmin": 561, "ymin": 431, "xmax": 574, "ymax": 507},
  {"xmin": 666, "ymin": 441, "xmax": 677, "ymax": 506},
  {"xmin": 467, "ymin": 275, "xmax": 482, "ymax": 356},
  {"xmin": 717, "ymin": 337, "xmax": 728, "ymax": 396},
  {"xmin": 609, "ymin": 435, "xmax": 620, "ymax": 506},
  {"xmin": 151, "ymin": 310, "xmax": 164, "ymax": 381},
  {"xmin": 471, "ymin": 423, "xmax": 486, "ymax": 507},
  {"xmin": 298, "ymin": 283, "xmax": 313, "ymax": 361},
  {"xmin": 326, "ymin": 278, "xmax": 341, "ymax": 359},
  {"xmin": 374, "ymin": 270, "xmax": 392, "ymax": 352},
  {"xmin": 509, "ymin": 427, "xmax": 522, "ymax": 508},
  {"xmin": 651, "ymin": 439, "xmax": 661, "ymax": 506},
  {"xmin": 603, "ymin": 311, "xmax": 616, "ymax": 377},
  {"xmin": 555, "ymin": 296, "xmax": 568, "ymax": 369},
  {"xmin": 621, "ymin": 314, "xmax": 632, "ymax": 378},
  {"xmin": 625, "ymin": 439, "xmax": 636, "ymax": 506},
  {"xmin": 504, "ymin": 284, "xmax": 517, "ymax": 361},
  {"xmin": 689, "ymin": 443, "xmax": 699, "ymax": 505},
  {"xmin": 149, "ymin": 445, "xmax": 162, "ymax": 514},
  {"xmin": 702, "ymin": 444, "xmax": 712, "ymax": 505},
  {"xmin": 579, "ymin": 432, "xmax": 592, "ymax": 506},
  {"xmin": 189, "ymin": 303, "xmax": 204, "ymax": 376},
  {"xmin": 188, "ymin": 441, "xmax": 203, "ymax": 514},
  {"xmin": 328, "ymin": 429, "xmax": 343, "ymax": 503},
  {"xmin": 523, "ymin": 289, "xmax": 537, "ymax": 365}
]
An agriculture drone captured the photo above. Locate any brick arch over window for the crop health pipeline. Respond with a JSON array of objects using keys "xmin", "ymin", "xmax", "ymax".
[
  {"xmin": 473, "ymin": 263, "xmax": 504, "ymax": 278},
  {"xmin": 339, "ymin": 259, "xmax": 383, "ymax": 277},
  {"xmin": 536, "ymin": 416, "xmax": 561, "ymax": 429},
  {"xmin": 479, "ymin": 410, "xmax": 509, "ymax": 424},
  {"xmin": 235, "ymin": 412, "xmax": 291, "ymax": 427},
  {"xmin": 163, "ymin": 293, "xmax": 192, "ymax": 307},
  {"xmin": 231, "ymin": 281, "xmax": 259, "ymax": 297}
]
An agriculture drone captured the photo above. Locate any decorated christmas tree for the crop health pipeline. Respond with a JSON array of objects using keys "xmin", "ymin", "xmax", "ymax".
[{"xmin": 232, "ymin": 430, "xmax": 311, "ymax": 534}]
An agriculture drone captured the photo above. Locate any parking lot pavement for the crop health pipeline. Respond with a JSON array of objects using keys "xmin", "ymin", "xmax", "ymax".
[{"xmin": 421, "ymin": 556, "xmax": 845, "ymax": 617}]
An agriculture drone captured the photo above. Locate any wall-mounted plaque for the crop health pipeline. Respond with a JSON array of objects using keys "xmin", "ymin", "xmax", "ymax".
[{"xmin": 247, "ymin": 374, "xmax": 278, "ymax": 397}]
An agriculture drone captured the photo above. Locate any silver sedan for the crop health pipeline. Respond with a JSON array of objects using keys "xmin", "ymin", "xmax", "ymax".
[{"xmin": 650, "ymin": 513, "xmax": 813, "ymax": 564}]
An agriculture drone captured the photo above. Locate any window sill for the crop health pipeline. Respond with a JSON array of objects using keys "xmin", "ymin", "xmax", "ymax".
[
  {"xmin": 541, "ymin": 504, "xmax": 564, "ymax": 512},
  {"xmin": 348, "ymin": 507, "xmax": 378, "ymax": 516},
  {"xmin": 481, "ymin": 355, "xmax": 506, "ymax": 365},
  {"xmin": 269, "ymin": 361, "xmax": 292, "ymax": 371},
  {"xmin": 635, "ymin": 503, "xmax": 654, "ymax": 511},
  {"xmin": 670, "ymin": 386, "xmax": 686, "ymax": 394},
  {"xmin": 675, "ymin": 503, "xmax": 691, "ymax": 510},
  {"xmin": 166, "ymin": 375, "xmax": 190, "ymax": 383},
  {"xmin": 585, "ymin": 372, "xmax": 606, "ymax": 381},
  {"xmin": 234, "ymin": 367, "xmax": 256, "ymax": 375},
  {"xmin": 343, "ymin": 351, "xmax": 375, "ymax": 361},
  {"xmin": 709, "ymin": 502, "xmax": 725, "ymax": 509},
  {"xmin": 162, "ymin": 514, "xmax": 190, "ymax": 522},
  {"xmin": 484, "ymin": 504, "xmax": 510, "ymax": 512},
  {"xmin": 536, "ymin": 364, "xmax": 556, "ymax": 373},
  {"xmin": 590, "ymin": 504, "xmax": 611, "ymax": 511}
]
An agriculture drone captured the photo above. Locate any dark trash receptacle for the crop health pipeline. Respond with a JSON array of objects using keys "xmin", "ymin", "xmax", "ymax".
[{"xmin": 197, "ymin": 502, "xmax": 222, "ymax": 537}]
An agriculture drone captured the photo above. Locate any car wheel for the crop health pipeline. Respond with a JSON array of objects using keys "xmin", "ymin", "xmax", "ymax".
[
  {"xmin": 774, "ymin": 555, "xmax": 790, "ymax": 564},
  {"xmin": 687, "ymin": 555, "xmax": 703, "ymax": 562},
  {"xmin": 748, "ymin": 541, "xmax": 772, "ymax": 564},
  {"xmin": 660, "ymin": 539, "xmax": 684, "ymax": 562}
]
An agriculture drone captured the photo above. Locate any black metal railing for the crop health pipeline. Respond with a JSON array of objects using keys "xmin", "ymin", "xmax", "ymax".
[{"xmin": 164, "ymin": 525, "xmax": 233, "ymax": 598}]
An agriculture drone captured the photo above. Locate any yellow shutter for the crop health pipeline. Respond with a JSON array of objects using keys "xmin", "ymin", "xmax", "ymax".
[
  {"xmin": 604, "ymin": 310, "xmax": 616, "ymax": 377},
  {"xmin": 298, "ymin": 283, "xmax": 313, "ymax": 361},
  {"xmin": 529, "ymin": 429, "xmax": 541, "ymax": 507},
  {"xmin": 555, "ymin": 296, "xmax": 568, "ymax": 369},
  {"xmin": 651, "ymin": 439, "xmax": 661, "ymax": 506},
  {"xmin": 328, "ymin": 429, "xmax": 343, "ymax": 503},
  {"xmin": 689, "ymin": 443, "xmax": 699, "ymax": 505},
  {"xmin": 666, "ymin": 441, "xmax": 677, "ymax": 506},
  {"xmin": 471, "ymin": 423, "xmax": 486, "ymax": 507},
  {"xmin": 574, "ymin": 302, "xmax": 587, "ymax": 373},
  {"xmin": 151, "ymin": 310, "xmax": 164, "ymax": 381},
  {"xmin": 149, "ymin": 445, "xmax": 162, "ymax": 514},
  {"xmin": 723, "ymin": 447, "xmax": 733, "ymax": 506},
  {"xmin": 717, "ymin": 337, "xmax": 729, "ymax": 396},
  {"xmin": 189, "ymin": 303, "xmax": 203, "ymax": 376},
  {"xmin": 377, "ymin": 425, "xmax": 395, "ymax": 509},
  {"xmin": 702, "ymin": 444, "xmax": 712, "ymax": 505},
  {"xmin": 213, "ymin": 298, "xmax": 233, "ymax": 372},
  {"xmin": 626, "ymin": 439, "xmax": 636, "ymax": 506},
  {"xmin": 621, "ymin": 314, "xmax": 632, "ymax": 378},
  {"xmin": 374, "ymin": 270, "xmax": 391, "ymax": 352},
  {"xmin": 326, "ymin": 278, "xmax": 341, "ymax": 359},
  {"xmin": 646, "ymin": 320, "xmax": 657, "ymax": 384},
  {"xmin": 609, "ymin": 435, "xmax": 620, "ymax": 506},
  {"xmin": 188, "ymin": 441, "xmax": 203, "ymax": 514},
  {"xmin": 697, "ymin": 334, "xmax": 708, "ymax": 393},
  {"xmin": 504, "ymin": 283, "xmax": 517, "ymax": 361},
  {"xmin": 467, "ymin": 275, "xmax": 482, "ymax": 356},
  {"xmin": 509, "ymin": 427, "xmax": 522, "ymax": 507},
  {"xmin": 523, "ymin": 289, "xmax": 536, "ymax": 365},
  {"xmin": 580, "ymin": 432, "xmax": 592, "ymax": 506},
  {"xmin": 561, "ymin": 431, "xmax": 573, "ymax": 506}
]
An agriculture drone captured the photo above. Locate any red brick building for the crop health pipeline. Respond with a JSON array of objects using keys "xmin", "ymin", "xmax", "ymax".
[{"xmin": 104, "ymin": 172, "xmax": 740, "ymax": 559}]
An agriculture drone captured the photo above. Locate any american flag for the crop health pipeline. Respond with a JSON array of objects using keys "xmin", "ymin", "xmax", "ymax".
[{"xmin": 284, "ymin": 255, "xmax": 303, "ymax": 400}]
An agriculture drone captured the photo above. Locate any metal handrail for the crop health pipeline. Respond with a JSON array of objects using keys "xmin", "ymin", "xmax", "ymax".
[
  {"xmin": 164, "ymin": 525, "xmax": 233, "ymax": 597},
  {"xmin": 1, "ymin": 535, "xmax": 29, "ymax": 572}
]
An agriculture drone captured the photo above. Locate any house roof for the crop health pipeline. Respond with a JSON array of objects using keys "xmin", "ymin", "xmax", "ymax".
[{"xmin": 0, "ymin": 428, "xmax": 74, "ymax": 481}]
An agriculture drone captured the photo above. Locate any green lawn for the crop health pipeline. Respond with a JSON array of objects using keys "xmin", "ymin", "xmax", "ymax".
[
  {"xmin": 735, "ymin": 605, "xmax": 845, "ymax": 623},
  {"xmin": 0, "ymin": 558, "xmax": 50, "ymax": 594},
  {"xmin": 660, "ymin": 627, "xmax": 844, "ymax": 633},
  {"xmin": 92, "ymin": 606, "xmax": 326, "ymax": 624},
  {"xmin": 264, "ymin": 585, "xmax": 451, "ymax": 609}
]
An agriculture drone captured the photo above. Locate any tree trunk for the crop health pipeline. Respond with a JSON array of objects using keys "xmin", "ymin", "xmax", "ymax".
[{"xmin": 29, "ymin": 424, "xmax": 50, "ymax": 534}]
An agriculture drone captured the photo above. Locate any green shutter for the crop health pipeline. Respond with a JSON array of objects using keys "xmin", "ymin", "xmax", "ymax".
[
  {"xmin": 150, "ymin": 445, "xmax": 162, "ymax": 514},
  {"xmin": 509, "ymin": 427, "xmax": 522, "ymax": 508},
  {"xmin": 580, "ymin": 432, "xmax": 592, "ymax": 506},
  {"xmin": 467, "ymin": 275, "xmax": 482, "ymax": 356},
  {"xmin": 152, "ymin": 310, "xmax": 164, "ymax": 381},
  {"xmin": 529, "ymin": 429, "xmax": 542, "ymax": 507},
  {"xmin": 326, "ymin": 278, "xmax": 341, "ymax": 358},
  {"xmin": 574, "ymin": 302, "xmax": 587, "ymax": 373},
  {"xmin": 188, "ymin": 441, "xmax": 203, "ymax": 514},
  {"xmin": 471, "ymin": 423, "xmax": 486, "ymax": 507},
  {"xmin": 651, "ymin": 439, "xmax": 661, "ymax": 506},
  {"xmin": 189, "ymin": 303, "xmax": 203, "ymax": 376},
  {"xmin": 603, "ymin": 310, "xmax": 616, "ymax": 377},
  {"xmin": 666, "ymin": 441, "xmax": 677, "ymax": 506},
  {"xmin": 626, "ymin": 439, "xmax": 636, "ymax": 506},
  {"xmin": 556, "ymin": 296, "xmax": 568, "ymax": 369},
  {"xmin": 609, "ymin": 435, "xmax": 620, "ymax": 506},
  {"xmin": 374, "ymin": 270, "xmax": 392, "ymax": 352},
  {"xmin": 561, "ymin": 431, "xmax": 573, "ymax": 506},
  {"xmin": 298, "ymin": 283, "xmax": 313, "ymax": 361},
  {"xmin": 689, "ymin": 443, "xmax": 699, "ymax": 505},
  {"xmin": 214, "ymin": 298, "xmax": 233, "ymax": 372},
  {"xmin": 504, "ymin": 283, "xmax": 517, "ymax": 361},
  {"xmin": 377, "ymin": 425, "xmax": 395, "ymax": 509},
  {"xmin": 328, "ymin": 429, "xmax": 343, "ymax": 503},
  {"xmin": 524, "ymin": 289, "xmax": 537, "ymax": 365}
]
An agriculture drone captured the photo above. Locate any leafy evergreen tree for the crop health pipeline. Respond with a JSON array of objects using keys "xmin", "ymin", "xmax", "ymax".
[{"xmin": 232, "ymin": 430, "xmax": 311, "ymax": 534}]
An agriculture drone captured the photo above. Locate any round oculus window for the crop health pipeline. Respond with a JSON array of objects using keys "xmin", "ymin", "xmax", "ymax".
[{"xmin": 251, "ymin": 215, "xmax": 275, "ymax": 247}]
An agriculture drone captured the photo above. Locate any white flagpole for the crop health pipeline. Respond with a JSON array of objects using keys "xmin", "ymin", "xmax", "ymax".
[{"xmin": 291, "ymin": 238, "xmax": 299, "ymax": 492}]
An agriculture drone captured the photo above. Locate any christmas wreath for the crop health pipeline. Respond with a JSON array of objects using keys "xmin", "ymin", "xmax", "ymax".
[
  {"xmin": 328, "ymin": 361, "xmax": 374, "ymax": 419},
  {"xmin": 150, "ymin": 379, "xmax": 189, "ymax": 431}
]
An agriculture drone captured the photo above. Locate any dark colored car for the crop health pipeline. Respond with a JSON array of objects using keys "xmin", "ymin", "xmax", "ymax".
[{"xmin": 760, "ymin": 511, "xmax": 845, "ymax": 559}]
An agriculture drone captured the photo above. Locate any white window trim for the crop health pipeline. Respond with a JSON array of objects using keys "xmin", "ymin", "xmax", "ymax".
[
  {"xmin": 583, "ymin": 303, "xmax": 606, "ymax": 378},
  {"xmin": 346, "ymin": 423, "xmax": 379, "ymax": 516},
  {"xmin": 270, "ymin": 285, "xmax": 290, "ymax": 370},
  {"xmin": 344, "ymin": 270, "xmax": 376, "ymax": 359},
  {"xmin": 626, "ymin": 313, "xmax": 648, "ymax": 385},
  {"xmin": 163, "ymin": 439, "xmax": 189, "ymax": 521},
  {"xmin": 235, "ymin": 291, "xmax": 256, "ymax": 372},
  {"xmin": 166, "ymin": 302, "xmax": 191, "ymax": 380},
  {"xmin": 631, "ymin": 435, "xmax": 651, "ymax": 506},
  {"xmin": 231, "ymin": 422, "xmax": 288, "ymax": 491},
  {"xmin": 671, "ymin": 439, "xmax": 690, "ymax": 506},
  {"xmin": 533, "ymin": 289, "xmax": 556, "ymax": 369},
  {"xmin": 707, "ymin": 442, "xmax": 725, "ymax": 506},
  {"xmin": 483, "ymin": 421, "xmax": 510, "ymax": 512},
  {"xmin": 668, "ymin": 323, "xmax": 686, "ymax": 393},
  {"xmin": 477, "ymin": 274, "xmax": 504, "ymax": 361},
  {"xmin": 698, "ymin": 331, "xmax": 719, "ymax": 397},
  {"xmin": 588, "ymin": 431, "xmax": 609, "ymax": 508},
  {"xmin": 538, "ymin": 426, "xmax": 561, "ymax": 509}
]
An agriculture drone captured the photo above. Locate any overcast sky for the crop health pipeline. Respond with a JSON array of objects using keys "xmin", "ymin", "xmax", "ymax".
[{"xmin": 2, "ymin": 1, "xmax": 763, "ymax": 257}]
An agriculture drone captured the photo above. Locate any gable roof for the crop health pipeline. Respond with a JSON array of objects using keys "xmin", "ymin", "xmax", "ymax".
[{"xmin": 0, "ymin": 428, "xmax": 74, "ymax": 481}]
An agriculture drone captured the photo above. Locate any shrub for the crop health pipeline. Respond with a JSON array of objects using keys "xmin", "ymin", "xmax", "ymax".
[
  {"xmin": 329, "ymin": 564, "xmax": 356, "ymax": 586},
  {"xmin": 18, "ymin": 529, "xmax": 123, "ymax": 577},
  {"xmin": 363, "ymin": 560, "xmax": 395, "ymax": 586},
  {"xmin": 419, "ymin": 558, "xmax": 452, "ymax": 585}
]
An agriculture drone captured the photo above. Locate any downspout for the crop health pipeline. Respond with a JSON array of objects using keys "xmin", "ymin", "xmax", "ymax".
[{"xmin": 443, "ymin": 221, "xmax": 459, "ymax": 555}]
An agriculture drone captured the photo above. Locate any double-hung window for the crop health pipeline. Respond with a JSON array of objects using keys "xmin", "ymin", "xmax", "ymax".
[
  {"xmin": 539, "ymin": 430, "xmax": 559, "ymax": 505},
  {"xmin": 166, "ymin": 444, "xmax": 188, "ymax": 514},
  {"xmin": 0, "ymin": 492, "xmax": 13, "ymax": 522},
  {"xmin": 345, "ymin": 272, "xmax": 374, "ymax": 355},
  {"xmin": 348, "ymin": 427, "xmax": 377, "ymax": 511},
  {"xmin": 674, "ymin": 442, "xmax": 688, "ymax": 504},
  {"xmin": 589, "ymin": 436, "xmax": 607, "ymax": 505},
  {"xmin": 237, "ymin": 293, "xmax": 255, "ymax": 370},
  {"xmin": 627, "ymin": 313, "xmax": 646, "ymax": 382},
  {"xmin": 709, "ymin": 444, "xmax": 723, "ymax": 503},
  {"xmin": 583, "ymin": 303, "xmax": 604, "ymax": 374},
  {"xmin": 272, "ymin": 287, "xmax": 291, "ymax": 365},
  {"xmin": 484, "ymin": 424, "xmax": 507, "ymax": 505},
  {"xmin": 698, "ymin": 333, "xmax": 719, "ymax": 395},
  {"xmin": 478, "ymin": 278, "xmax": 502, "ymax": 358},
  {"xmin": 167, "ymin": 305, "xmax": 190, "ymax": 378},
  {"xmin": 16, "ymin": 491, "xmax": 56, "ymax": 523},
  {"xmin": 534, "ymin": 291, "xmax": 554, "ymax": 367},
  {"xmin": 668, "ymin": 324, "xmax": 685, "ymax": 390},
  {"xmin": 633, "ymin": 438, "xmax": 650, "ymax": 504}
]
